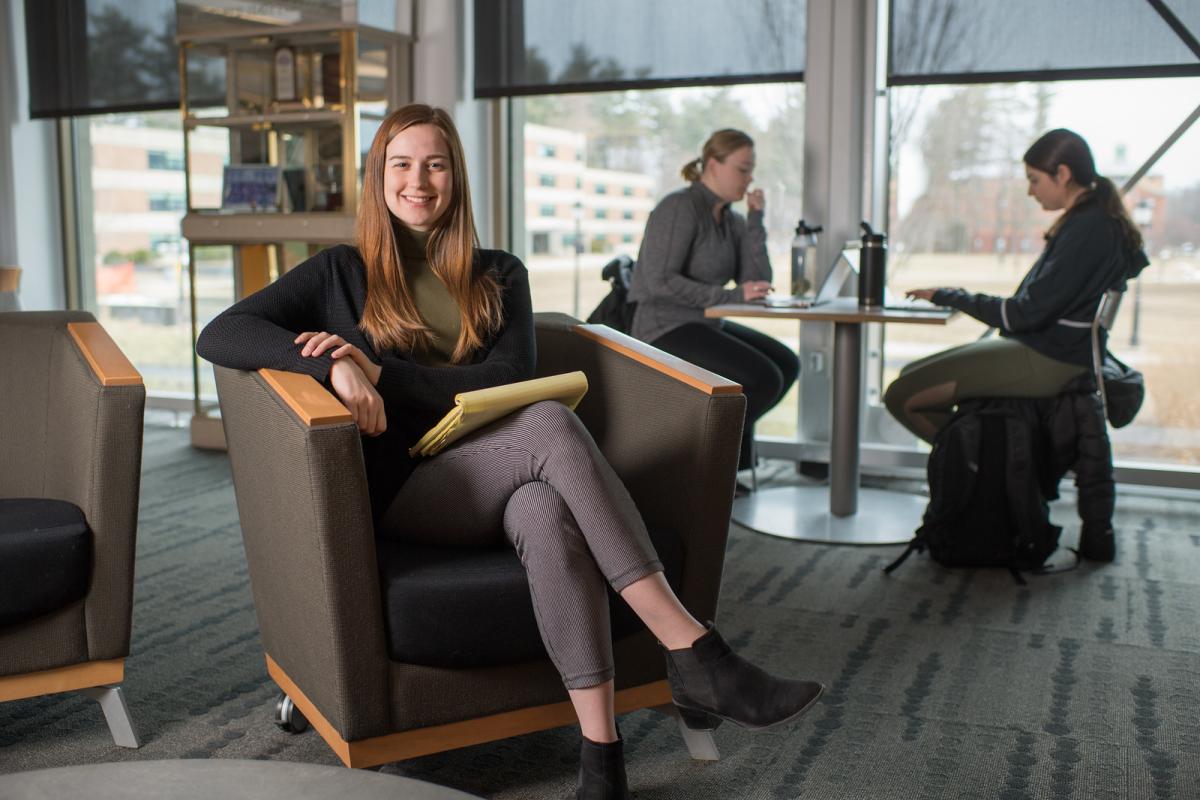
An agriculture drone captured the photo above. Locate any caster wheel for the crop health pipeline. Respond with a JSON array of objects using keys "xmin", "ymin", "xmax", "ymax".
[{"xmin": 273, "ymin": 692, "xmax": 310, "ymax": 734}]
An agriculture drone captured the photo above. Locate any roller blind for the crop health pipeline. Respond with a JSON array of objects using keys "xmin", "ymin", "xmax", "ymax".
[
  {"xmin": 889, "ymin": 0, "xmax": 1200, "ymax": 86},
  {"xmin": 475, "ymin": 0, "xmax": 806, "ymax": 98},
  {"xmin": 25, "ymin": 0, "xmax": 179, "ymax": 119}
]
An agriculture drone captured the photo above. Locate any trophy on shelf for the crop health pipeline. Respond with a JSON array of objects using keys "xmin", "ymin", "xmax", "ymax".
[{"xmin": 274, "ymin": 46, "xmax": 309, "ymax": 110}]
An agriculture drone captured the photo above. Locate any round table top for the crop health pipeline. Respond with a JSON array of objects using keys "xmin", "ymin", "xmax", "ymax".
[{"xmin": 0, "ymin": 759, "xmax": 482, "ymax": 800}]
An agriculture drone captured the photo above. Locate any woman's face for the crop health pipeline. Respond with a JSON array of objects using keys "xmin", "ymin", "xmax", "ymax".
[
  {"xmin": 383, "ymin": 124, "xmax": 453, "ymax": 230},
  {"xmin": 1025, "ymin": 164, "xmax": 1075, "ymax": 211},
  {"xmin": 705, "ymin": 145, "xmax": 756, "ymax": 203}
]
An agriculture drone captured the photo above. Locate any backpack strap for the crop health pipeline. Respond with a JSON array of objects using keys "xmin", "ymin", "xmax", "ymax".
[{"xmin": 883, "ymin": 539, "xmax": 922, "ymax": 574}]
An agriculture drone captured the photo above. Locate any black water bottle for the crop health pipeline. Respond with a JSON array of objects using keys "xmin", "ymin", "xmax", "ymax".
[{"xmin": 858, "ymin": 220, "xmax": 887, "ymax": 309}]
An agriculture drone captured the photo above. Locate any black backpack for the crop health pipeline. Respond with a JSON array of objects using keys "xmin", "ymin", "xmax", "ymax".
[
  {"xmin": 884, "ymin": 399, "xmax": 1063, "ymax": 583},
  {"xmin": 586, "ymin": 255, "xmax": 636, "ymax": 334}
]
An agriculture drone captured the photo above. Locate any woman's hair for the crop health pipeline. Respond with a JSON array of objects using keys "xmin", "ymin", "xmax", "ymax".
[
  {"xmin": 356, "ymin": 103, "xmax": 502, "ymax": 361},
  {"xmin": 1023, "ymin": 128, "xmax": 1143, "ymax": 251},
  {"xmin": 680, "ymin": 129, "xmax": 755, "ymax": 183}
]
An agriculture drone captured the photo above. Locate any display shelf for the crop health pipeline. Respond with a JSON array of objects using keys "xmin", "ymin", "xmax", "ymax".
[
  {"xmin": 182, "ymin": 212, "xmax": 356, "ymax": 245},
  {"xmin": 184, "ymin": 109, "xmax": 346, "ymax": 130},
  {"xmin": 178, "ymin": 2, "xmax": 412, "ymax": 449}
]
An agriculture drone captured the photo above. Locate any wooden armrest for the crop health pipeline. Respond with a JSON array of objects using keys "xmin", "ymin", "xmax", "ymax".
[
  {"xmin": 259, "ymin": 368, "xmax": 353, "ymax": 426},
  {"xmin": 66, "ymin": 322, "xmax": 141, "ymax": 386},
  {"xmin": 571, "ymin": 324, "xmax": 742, "ymax": 396}
]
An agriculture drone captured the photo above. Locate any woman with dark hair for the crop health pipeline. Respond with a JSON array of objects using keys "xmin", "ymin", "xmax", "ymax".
[
  {"xmin": 884, "ymin": 128, "xmax": 1149, "ymax": 561},
  {"xmin": 629, "ymin": 129, "xmax": 799, "ymax": 483},
  {"xmin": 198, "ymin": 104, "xmax": 823, "ymax": 799}
]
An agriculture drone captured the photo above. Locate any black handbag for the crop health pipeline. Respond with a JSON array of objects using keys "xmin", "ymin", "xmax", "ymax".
[{"xmin": 1101, "ymin": 351, "xmax": 1144, "ymax": 428}]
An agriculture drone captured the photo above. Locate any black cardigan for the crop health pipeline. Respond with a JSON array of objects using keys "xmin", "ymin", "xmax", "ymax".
[
  {"xmin": 933, "ymin": 204, "xmax": 1149, "ymax": 367},
  {"xmin": 197, "ymin": 244, "xmax": 536, "ymax": 522}
]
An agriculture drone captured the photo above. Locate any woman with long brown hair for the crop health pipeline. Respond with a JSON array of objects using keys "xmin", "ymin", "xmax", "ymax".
[
  {"xmin": 884, "ymin": 128, "xmax": 1149, "ymax": 562},
  {"xmin": 198, "ymin": 104, "xmax": 823, "ymax": 798}
]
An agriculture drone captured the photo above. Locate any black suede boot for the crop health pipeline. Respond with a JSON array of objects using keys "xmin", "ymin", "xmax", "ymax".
[
  {"xmin": 663, "ymin": 625, "xmax": 824, "ymax": 731},
  {"xmin": 1079, "ymin": 523, "xmax": 1116, "ymax": 562},
  {"xmin": 575, "ymin": 735, "xmax": 630, "ymax": 800}
]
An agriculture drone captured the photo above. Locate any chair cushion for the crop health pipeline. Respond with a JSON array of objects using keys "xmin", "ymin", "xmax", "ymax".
[
  {"xmin": 0, "ymin": 499, "xmax": 93, "ymax": 629},
  {"xmin": 377, "ymin": 526, "xmax": 685, "ymax": 668}
]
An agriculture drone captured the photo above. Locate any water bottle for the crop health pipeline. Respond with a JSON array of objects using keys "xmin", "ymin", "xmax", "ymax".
[
  {"xmin": 791, "ymin": 220, "xmax": 822, "ymax": 296},
  {"xmin": 858, "ymin": 220, "xmax": 887, "ymax": 308}
]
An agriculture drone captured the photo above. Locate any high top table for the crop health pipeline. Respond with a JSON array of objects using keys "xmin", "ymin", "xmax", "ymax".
[{"xmin": 706, "ymin": 298, "xmax": 954, "ymax": 545}]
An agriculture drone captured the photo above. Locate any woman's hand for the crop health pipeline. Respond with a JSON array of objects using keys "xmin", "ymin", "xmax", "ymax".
[
  {"xmin": 905, "ymin": 288, "xmax": 940, "ymax": 302},
  {"xmin": 295, "ymin": 331, "xmax": 382, "ymax": 385},
  {"xmin": 740, "ymin": 280, "xmax": 772, "ymax": 302},
  {"xmin": 746, "ymin": 188, "xmax": 765, "ymax": 212},
  {"xmin": 328, "ymin": 358, "xmax": 387, "ymax": 436}
]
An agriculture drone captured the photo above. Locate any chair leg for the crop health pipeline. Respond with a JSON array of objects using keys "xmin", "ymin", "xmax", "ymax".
[
  {"xmin": 652, "ymin": 704, "xmax": 720, "ymax": 761},
  {"xmin": 78, "ymin": 685, "xmax": 140, "ymax": 748}
]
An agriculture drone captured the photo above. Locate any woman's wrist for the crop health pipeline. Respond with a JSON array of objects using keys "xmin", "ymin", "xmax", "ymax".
[{"xmin": 362, "ymin": 359, "xmax": 382, "ymax": 386}]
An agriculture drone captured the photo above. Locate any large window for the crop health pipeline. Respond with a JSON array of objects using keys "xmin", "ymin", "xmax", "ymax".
[
  {"xmin": 884, "ymin": 77, "xmax": 1200, "ymax": 466},
  {"xmin": 513, "ymin": 82, "xmax": 805, "ymax": 438},
  {"xmin": 73, "ymin": 110, "xmax": 229, "ymax": 411}
]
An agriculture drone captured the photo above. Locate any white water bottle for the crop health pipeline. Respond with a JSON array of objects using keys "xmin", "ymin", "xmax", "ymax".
[{"xmin": 791, "ymin": 220, "xmax": 822, "ymax": 296}]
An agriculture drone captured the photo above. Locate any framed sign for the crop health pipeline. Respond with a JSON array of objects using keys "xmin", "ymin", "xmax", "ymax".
[{"xmin": 221, "ymin": 165, "xmax": 281, "ymax": 212}]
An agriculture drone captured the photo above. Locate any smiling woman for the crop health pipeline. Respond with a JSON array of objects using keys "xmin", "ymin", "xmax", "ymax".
[
  {"xmin": 195, "ymin": 103, "xmax": 825, "ymax": 799},
  {"xmin": 383, "ymin": 124, "xmax": 453, "ymax": 230}
]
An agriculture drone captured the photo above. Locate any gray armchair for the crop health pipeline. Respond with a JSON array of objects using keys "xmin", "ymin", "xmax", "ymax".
[
  {"xmin": 212, "ymin": 313, "xmax": 746, "ymax": 768},
  {"xmin": 0, "ymin": 311, "xmax": 145, "ymax": 748}
]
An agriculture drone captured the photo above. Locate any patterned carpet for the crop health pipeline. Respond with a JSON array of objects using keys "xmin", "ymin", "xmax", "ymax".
[{"xmin": 1, "ymin": 426, "xmax": 1198, "ymax": 799}]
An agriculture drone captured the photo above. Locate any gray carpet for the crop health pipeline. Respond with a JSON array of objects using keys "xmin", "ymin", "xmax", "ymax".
[{"xmin": 2, "ymin": 426, "xmax": 1199, "ymax": 799}]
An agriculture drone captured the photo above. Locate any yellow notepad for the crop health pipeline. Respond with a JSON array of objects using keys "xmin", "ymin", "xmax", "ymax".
[{"xmin": 408, "ymin": 371, "xmax": 589, "ymax": 457}]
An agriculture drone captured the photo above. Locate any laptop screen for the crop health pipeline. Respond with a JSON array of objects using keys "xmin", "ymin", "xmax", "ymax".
[{"xmin": 814, "ymin": 248, "xmax": 860, "ymax": 305}]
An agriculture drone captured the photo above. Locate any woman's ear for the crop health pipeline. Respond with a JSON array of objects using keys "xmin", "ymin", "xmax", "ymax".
[{"xmin": 1055, "ymin": 163, "xmax": 1074, "ymax": 186}]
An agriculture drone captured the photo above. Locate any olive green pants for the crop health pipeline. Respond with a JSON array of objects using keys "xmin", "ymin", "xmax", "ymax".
[{"xmin": 883, "ymin": 337, "xmax": 1088, "ymax": 443}]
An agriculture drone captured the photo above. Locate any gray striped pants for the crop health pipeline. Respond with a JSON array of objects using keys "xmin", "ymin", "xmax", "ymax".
[{"xmin": 379, "ymin": 400, "xmax": 664, "ymax": 689}]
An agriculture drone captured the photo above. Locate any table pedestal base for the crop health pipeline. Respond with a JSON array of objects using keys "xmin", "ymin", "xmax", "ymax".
[{"xmin": 731, "ymin": 485, "xmax": 927, "ymax": 545}]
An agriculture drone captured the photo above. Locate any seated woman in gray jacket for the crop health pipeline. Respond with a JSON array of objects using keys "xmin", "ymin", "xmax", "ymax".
[
  {"xmin": 629, "ymin": 129, "xmax": 799, "ymax": 480},
  {"xmin": 885, "ymin": 128, "xmax": 1148, "ymax": 562}
]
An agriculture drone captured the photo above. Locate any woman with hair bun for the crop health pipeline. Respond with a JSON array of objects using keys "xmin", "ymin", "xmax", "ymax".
[
  {"xmin": 629, "ymin": 129, "xmax": 800, "ymax": 485},
  {"xmin": 885, "ymin": 128, "xmax": 1149, "ymax": 561},
  {"xmin": 199, "ymin": 104, "xmax": 823, "ymax": 799}
]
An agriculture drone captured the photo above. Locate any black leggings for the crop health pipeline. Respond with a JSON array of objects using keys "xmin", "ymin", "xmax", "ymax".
[{"xmin": 651, "ymin": 321, "xmax": 799, "ymax": 469}]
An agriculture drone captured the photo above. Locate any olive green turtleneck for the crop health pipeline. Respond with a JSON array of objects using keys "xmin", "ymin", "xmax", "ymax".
[{"xmin": 396, "ymin": 225, "xmax": 461, "ymax": 366}]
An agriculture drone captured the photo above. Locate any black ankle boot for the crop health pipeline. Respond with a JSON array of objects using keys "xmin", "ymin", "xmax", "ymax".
[
  {"xmin": 1079, "ymin": 523, "xmax": 1116, "ymax": 562},
  {"xmin": 663, "ymin": 626, "xmax": 824, "ymax": 731},
  {"xmin": 575, "ymin": 735, "xmax": 630, "ymax": 800}
]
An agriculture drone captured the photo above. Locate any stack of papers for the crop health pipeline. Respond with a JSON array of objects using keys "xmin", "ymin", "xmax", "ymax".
[{"xmin": 409, "ymin": 371, "xmax": 589, "ymax": 457}]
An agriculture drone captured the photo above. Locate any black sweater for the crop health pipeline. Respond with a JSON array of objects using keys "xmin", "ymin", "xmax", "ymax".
[
  {"xmin": 196, "ymin": 244, "xmax": 536, "ymax": 522},
  {"xmin": 933, "ymin": 204, "xmax": 1149, "ymax": 367}
]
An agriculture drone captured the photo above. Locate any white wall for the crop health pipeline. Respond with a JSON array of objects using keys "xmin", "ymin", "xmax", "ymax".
[{"xmin": 0, "ymin": 0, "xmax": 66, "ymax": 310}]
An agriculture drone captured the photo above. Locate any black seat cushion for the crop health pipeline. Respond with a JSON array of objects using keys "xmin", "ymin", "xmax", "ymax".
[
  {"xmin": 0, "ymin": 498, "xmax": 93, "ymax": 629},
  {"xmin": 377, "ymin": 526, "xmax": 685, "ymax": 668}
]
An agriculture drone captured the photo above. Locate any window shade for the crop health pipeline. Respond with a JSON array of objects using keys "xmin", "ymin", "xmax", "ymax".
[
  {"xmin": 25, "ymin": 0, "xmax": 179, "ymax": 119},
  {"xmin": 474, "ymin": 0, "xmax": 806, "ymax": 98},
  {"xmin": 889, "ymin": 0, "xmax": 1200, "ymax": 86}
]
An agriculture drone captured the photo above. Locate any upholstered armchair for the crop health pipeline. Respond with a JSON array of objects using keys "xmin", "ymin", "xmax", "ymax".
[
  {"xmin": 0, "ymin": 311, "xmax": 145, "ymax": 747},
  {"xmin": 212, "ymin": 312, "xmax": 745, "ymax": 768}
]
